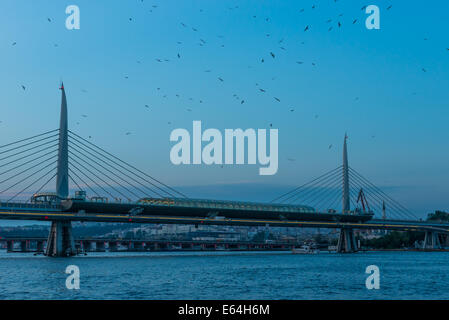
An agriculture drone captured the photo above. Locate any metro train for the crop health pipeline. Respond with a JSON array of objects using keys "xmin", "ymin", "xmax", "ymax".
[{"xmin": 60, "ymin": 196, "xmax": 374, "ymax": 223}]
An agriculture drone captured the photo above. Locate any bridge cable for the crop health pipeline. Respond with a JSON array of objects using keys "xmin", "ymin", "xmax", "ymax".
[
  {"xmin": 2, "ymin": 161, "xmax": 57, "ymax": 198},
  {"xmin": 348, "ymin": 173, "xmax": 413, "ymax": 220},
  {"xmin": 281, "ymin": 168, "xmax": 342, "ymax": 204},
  {"xmin": 68, "ymin": 152, "xmax": 129, "ymax": 201},
  {"xmin": 7, "ymin": 166, "xmax": 57, "ymax": 203},
  {"xmin": 0, "ymin": 138, "xmax": 59, "ymax": 162},
  {"xmin": 68, "ymin": 148, "xmax": 142, "ymax": 201},
  {"xmin": 68, "ymin": 130, "xmax": 187, "ymax": 198},
  {"xmin": 270, "ymin": 165, "xmax": 342, "ymax": 203},
  {"xmin": 348, "ymin": 169, "xmax": 417, "ymax": 220},
  {"xmin": 0, "ymin": 129, "xmax": 58, "ymax": 150},
  {"xmin": 68, "ymin": 139, "xmax": 162, "ymax": 198},
  {"xmin": 0, "ymin": 147, "xmax": 58, "ymax": 177},
  {"xmin": 68, "ymin": 168, "xmax": 101, "ymax": 198},
  {"xmin": 349, "ymin": 168, "xmax": 418, "ymax": 220},
  {"xmin": 0, "ymin": 153, "xmax": 58, "ymax": 186},
  {"xmin": 68, "ymin": 162, "xmax": 112, "ymax": 198},
  {"xmin": 0, "ymin": 133, "xmax": 59, "ymax": 156},
  {"xmin": 68, "ymin": 133, "xmax": 179, "ymax": 198},
  {"xmin": 285, "ymin": 168, "xmax": 342, "ymax": 204},
  {"xmin": 303, "ymin": 177, "xmax": 343, "ymax": 209}
]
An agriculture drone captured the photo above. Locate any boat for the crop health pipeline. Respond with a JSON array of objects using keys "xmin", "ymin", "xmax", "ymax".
[{"xmin": 292, "ymin": 245, "xmax": 319, "ymax": 254}]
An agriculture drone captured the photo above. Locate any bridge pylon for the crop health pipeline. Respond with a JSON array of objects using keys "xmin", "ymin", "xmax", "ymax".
[
  {"xmin": 337, "ymin": 227, "xmax": 357, "ymax": 253},
  {"xmin": 44, "ymin": 83, "xmax": 76, "ymax": 257},
  {"xmin": 337, "ymin": 135, "xmax": 358, "ymax": 253},
  {"xmin": 422, "ymin": 231, "xmax": 441, "ymax": 250}
]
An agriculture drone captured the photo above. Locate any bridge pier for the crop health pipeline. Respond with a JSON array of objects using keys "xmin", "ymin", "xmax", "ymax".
[
  {"xmin": 423, "ymin": 231, "xmax": 441, "ymax": 250},
  {"xmin": 96, "ymin": 241, "xmax": 106, "ymax": 252},
  {"xmin": 20, "ymin": 240, "xmax": 28, "ymax": 252},
  {"xmin": 337, "ymin": 228, "xmax": 357, "ymax": 253},
  {"xmin": 45, "ymin": 221, "xmax": 76, "ymax": 257},
  {"xmin": 109, "ymin": 241, "xmax": 118, "ymax": 252},
  {"xmin": 6, "ymin": 240, "xmax": 13, "ymax": 252},
  {"xmin": 36, "ymin": 241, "xmax": 44, "ymax": 252}
]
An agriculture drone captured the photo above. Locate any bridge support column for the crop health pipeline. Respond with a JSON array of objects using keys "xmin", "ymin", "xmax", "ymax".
[
  {"xmin": 6, "ymin": 240, "xmax": 13, "ymax": 252},
  {"xmin": 45, "ymin": 221, "xmax": 76, "ymax": 257},
  {"xmin": 337, "ymin": 228, "xmax": 357, "ymax": 253},
  {"xmin": 20, "ymin": 241, "xmax": 27, "ymax": 252},
  {"xmin": 36, "ymin": 241, "xmax": 44, "ymax": 252},
  {"xmin": 423, "ymin": 231, "xmax": 441, "ymax": 250},
  {"xmin": 96, "ymin": 241, "xmax": 105, "ymax": 252},
  {"xmin": 109, "ymin": 241, "xmax": 118, "ymax": 252}
]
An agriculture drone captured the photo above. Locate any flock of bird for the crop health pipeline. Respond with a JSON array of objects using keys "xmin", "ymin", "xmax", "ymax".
[{"xmin": 9, "ymin": 2, "xmax": 448, "ymax": 154}]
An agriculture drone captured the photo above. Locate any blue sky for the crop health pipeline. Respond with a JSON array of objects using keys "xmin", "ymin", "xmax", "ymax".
[{"xmin": 0, "ymin": 0, "xmax": 448, "ymax": 219}]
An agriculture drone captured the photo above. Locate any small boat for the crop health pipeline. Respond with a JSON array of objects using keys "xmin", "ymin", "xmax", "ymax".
[{"xmin": 292, "ymin": 245, "xmax": 319, "ymax": 254}]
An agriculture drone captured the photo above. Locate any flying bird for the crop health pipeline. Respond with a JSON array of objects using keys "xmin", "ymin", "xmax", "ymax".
[
  {"xmin": 270, "ymin": 52, "xmax": 275, "ymax": 58},
  {"xmin": 274, "ymin": 97, "xmax": 280, "ymax": 102},
  {"xmin": 304, "ymin": 25, "xmax": 309, "ymax": 31},
  {"xmin": 21, "ymin": 85, "xmax": 26, "ymax": 90}
]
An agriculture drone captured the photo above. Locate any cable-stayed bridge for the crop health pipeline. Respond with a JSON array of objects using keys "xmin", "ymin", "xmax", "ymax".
[{"xmin": 0, "ymin": 84, "xmax": 448, "ymax": 256}]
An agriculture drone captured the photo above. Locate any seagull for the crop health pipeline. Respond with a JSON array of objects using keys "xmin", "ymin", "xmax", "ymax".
[
  {"xmin": 47, "ymin": 18, "xmax": 51, "ymax": 22},
  {"xmin": 422, "ymin": 68, "xmax": 427, "ymax": 72},
  {"xmin": 261, "ymin": 58, "xmax": 264, "ymax": 63},
  {"xmin": 353, "ymin": 19, "xmax": 357, "ymax": 24},
  {"xmin": 296, "ymin": 61, "xmax": 304, "ymax": 64},
  {"xmin": 12, "ymin": 42, "xmax": 16, "ymax": 46},
  {"xmin": 21, "ymin": 85, "xmax": 26, "ymax": 90},
  {"xmin": 177, "ymin": 53, "xmax": 180, "ymax": 58},
  {"xmin": 304, "ymin": 25, "xmax": 309, "ymax": 31},
  {"xmin": 274, "ymin": 97, "xmax": 280, "ymax": 102},
  {"xmin": 125, "ymin": 132, "xmax": 131, "ymax": 135},
  {"xmin": 144, "ymin": 105, "xmax": 150, "ymax": 109},
  {"xmin": 82, "ymin": 114, "xmax": 88, "ymax": 118},
  {"xmin": 387, "ymin": 5, "xmax": 392, "ymax": 10},
  {"xmin": 241, "ymin": 100, "xmax": 245, "ymax": 104},
  {"xmin": 270, "ymin": 52, "xmax": 275, "ymax": 58},
  {"xmin": 259, "ymin": 89, "xmax": 266, "ymax": 93},
  {"xmin": 218, "ymin": 77, "xmax": 224, "ymax": 82},
  {"xmin": 329, "ymin": 145, "xmax": 332, "ymax": 149}
]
